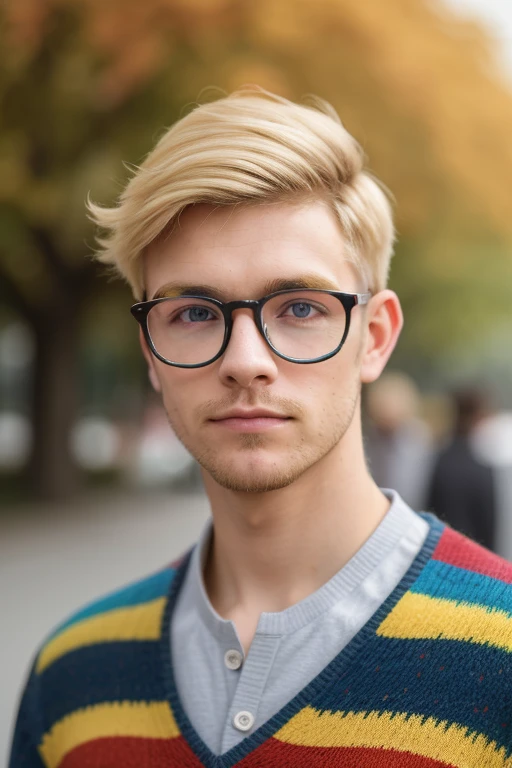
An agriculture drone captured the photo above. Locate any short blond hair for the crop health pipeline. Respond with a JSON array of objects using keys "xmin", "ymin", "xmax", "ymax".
[{"xmin": 88, "ymin": 88, "xmax": 395, "ymax": 300}]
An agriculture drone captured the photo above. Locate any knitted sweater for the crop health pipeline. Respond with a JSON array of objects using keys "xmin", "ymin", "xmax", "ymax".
[{"xmin": 10, "ymin": 514, "xmax": 512, "ymax": 768}]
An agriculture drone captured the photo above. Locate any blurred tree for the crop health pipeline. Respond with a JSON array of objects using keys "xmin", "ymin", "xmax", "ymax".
[{"xmin": 1, "ymin": 0, "xmax": 512, "ymax": 498}]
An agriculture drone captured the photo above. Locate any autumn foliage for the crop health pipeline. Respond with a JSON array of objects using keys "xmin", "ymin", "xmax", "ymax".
[{"xmin": 1, "ymin": 0, "xmax": 512, "ymax": 496}]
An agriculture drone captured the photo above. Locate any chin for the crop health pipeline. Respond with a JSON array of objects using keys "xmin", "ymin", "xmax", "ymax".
[
  {"xmin": 198, "ymin": 452, "xmax": 310, "ymax": 493},
  {"xmin": 207, "ymin": 469, "xmax": 300, "ymax": 494}
]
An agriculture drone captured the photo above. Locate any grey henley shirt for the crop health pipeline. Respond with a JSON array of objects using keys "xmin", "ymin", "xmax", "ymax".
[{"xmin": 171, "ymin": 490, "xmax": 428, "ymax": 755}]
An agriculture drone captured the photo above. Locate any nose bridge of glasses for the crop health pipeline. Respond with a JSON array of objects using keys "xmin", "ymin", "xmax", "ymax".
[
  {"xmin": 224, "ymin": 298, "xmax": 263, "ymax": 328},
  {"xmin": 223, "ymin": 299, "xmax": 270, "ymax": 350},
  {"xmin": 224, "ymin": 298, "xmax": 260, "ymax": 314}
]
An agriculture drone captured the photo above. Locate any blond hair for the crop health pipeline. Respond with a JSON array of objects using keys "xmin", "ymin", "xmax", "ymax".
[{"xmin": 88, "ymin": 88, "xmax": 395, "ymax": 300}]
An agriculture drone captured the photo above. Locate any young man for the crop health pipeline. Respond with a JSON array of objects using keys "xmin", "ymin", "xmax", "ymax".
[{"xmin": 10, "ymin": 89, "xmax": 512, "ymax": 767}]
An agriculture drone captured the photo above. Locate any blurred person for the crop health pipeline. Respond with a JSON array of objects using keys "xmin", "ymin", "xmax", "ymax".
[
  {"xmin": 10, "ymin": 90, "xmax": 512, "ymax": 768},
  {"xmin": 364, "ymin": 371, "xmax": 434, "ymax": 510},
  {"xmin": 427, "ymin": 388, "xmax": 496, "ymax": 550},
  {"xmin": 472, "ymin": 410, "xmax": 512, "ymax": 560}
]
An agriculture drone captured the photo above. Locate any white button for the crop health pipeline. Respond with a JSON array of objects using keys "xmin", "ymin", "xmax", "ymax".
[
  {"xmin": 233, "ymin": 711, "xmax": 254, "ymax": 732},
  {"xmin": 224, "ymin": 649, "xmax": 243, "ymax": 670}
]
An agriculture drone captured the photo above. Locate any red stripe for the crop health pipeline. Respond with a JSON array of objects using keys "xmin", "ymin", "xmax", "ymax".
[
  {"xmin": 57, "ymin": 735, "xmax": 463, "ymax": 767},
  {"xmin": 432, "ymin": 527, "xmax": 512, "ymax": 584},
  {"xmin": 58, "ymin": 736, "xmax": 204, "ymax": 768},
  {"xmin": 238, "ymin": 739, "xmax": 458, "ymax": 767}
]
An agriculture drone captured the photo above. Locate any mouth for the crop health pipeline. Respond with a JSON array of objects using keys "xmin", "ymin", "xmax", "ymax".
[{"xmin": 209, "ymin": 410, "xmax": 291, "ymax": 432}]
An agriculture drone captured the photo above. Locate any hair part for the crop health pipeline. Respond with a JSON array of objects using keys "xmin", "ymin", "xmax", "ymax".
[{"xmin": 88, "ymin": 88, "xmax": 395, "ymax": 300}]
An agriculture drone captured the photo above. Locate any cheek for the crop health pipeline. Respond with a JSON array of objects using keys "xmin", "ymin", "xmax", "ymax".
[
  {"xmin": 160, "ymin": 384, "xmax": 178, "ymax": 414},
  {"xmin": 159, "ymin": 372, "xmax": 202, "ymax": 419},
  {"xmin": 155, "ymin": 370, "xmax": 182, "ymax": 411},
  {"xmin": 295, "ymin": 354, "xmax": 356, "ymax": 396}
]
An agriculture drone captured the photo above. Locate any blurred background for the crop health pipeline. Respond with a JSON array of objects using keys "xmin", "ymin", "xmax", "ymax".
[{"xmin": 2, "ymin": 0, "xmax": 512, "ymax": 758}]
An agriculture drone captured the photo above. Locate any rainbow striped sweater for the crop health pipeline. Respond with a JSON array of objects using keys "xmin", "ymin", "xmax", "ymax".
[{"xmin": 10, "ymin": 513, "xmax": 512, "ymax": 768}]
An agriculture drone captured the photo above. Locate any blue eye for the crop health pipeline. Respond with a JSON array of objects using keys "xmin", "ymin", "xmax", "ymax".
[
  {"xmin": 182, "ymin": 306, "xmax": 214, "ymax": 323},
  {"xmin": 290, "ymin": 302, "xmax": 313, "ymax": 318}
]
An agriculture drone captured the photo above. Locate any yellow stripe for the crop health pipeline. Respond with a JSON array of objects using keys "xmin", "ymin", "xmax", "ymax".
[
  {"xmin": 39, "ymin": 700, "xmax": 180, "ymax": 768},
  {"xmin": 377, "ymin": 592, "xmax": 512, "ymax": 652},
  {"xmin": 37, "ymin": 598, "xmax": 166, "ymax": 673},
  {"xmin": 274, "ymin": 706, "xmax": 508, "ymax": 767}
]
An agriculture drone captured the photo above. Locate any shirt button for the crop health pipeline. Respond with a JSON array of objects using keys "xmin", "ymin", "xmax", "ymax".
[
  {"xmin": 233, "ymin": 711, "xmax": 254, "ymax": 732},
  {"xmin": 224, "ymin": 649, "xmax": 243, "ymax": 670}
]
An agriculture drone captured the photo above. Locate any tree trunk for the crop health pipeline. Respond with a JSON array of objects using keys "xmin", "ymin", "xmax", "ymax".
[{"xmin": 28, "ymin": 299, "xmax": 82, "ymax": 500}]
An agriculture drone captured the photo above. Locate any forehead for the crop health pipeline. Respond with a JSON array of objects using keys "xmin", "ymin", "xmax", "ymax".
[{"xmin": 143, "ymin": 200, "xmax": 360, "ymax": 299}]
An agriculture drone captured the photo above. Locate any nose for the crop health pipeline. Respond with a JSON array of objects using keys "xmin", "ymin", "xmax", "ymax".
[{"xmin": 217, "ymin": 309, "xmax": 279, "ymax": 389}]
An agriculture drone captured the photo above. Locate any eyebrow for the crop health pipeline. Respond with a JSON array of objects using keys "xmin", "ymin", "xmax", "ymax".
[
  {"xmin": 151, "ymin": 275, "xmax": 340, "ymax": 301},
  {"xmin": 152, "ymin": 283, "xmax": 226, "ymax": 301}
]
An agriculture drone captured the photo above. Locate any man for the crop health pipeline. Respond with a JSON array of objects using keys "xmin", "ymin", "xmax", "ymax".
[{"xmin": 10, "ymin": 89, "xmax": 512, "ymax": 767}]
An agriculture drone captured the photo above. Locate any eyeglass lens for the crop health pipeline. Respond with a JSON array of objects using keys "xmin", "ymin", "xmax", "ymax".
[{"xmin": 146, "ymin": 291, "xmax": 348, "ymax": 365}]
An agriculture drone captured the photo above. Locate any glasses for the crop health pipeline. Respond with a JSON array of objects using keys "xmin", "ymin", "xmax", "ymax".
[{"xmin": 131, "ymin": 288, "xmax": 371, "ymax": 368}]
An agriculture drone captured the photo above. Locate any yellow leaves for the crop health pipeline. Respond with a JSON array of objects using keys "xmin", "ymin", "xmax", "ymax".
[
  {"xmin": 0, "ymin": 136, "xmax": 30, "ymax": 203},
  {"xmin": 221, "ymin": 59, "xmax": 292, "ymax": 98},
  {"xmin": 248, "ymin": 0, "xmax": 316, "ymax": 50},
  {"xmin": 3, "ymin": 0, "xmax": 50, "ymax": 55},
  {"xmin": 332, "ymin": 0, "xmax": 512, "ymax": 238},
  {"xmin": 3, "ymin": 0, "xmax": 512, "ymax": 242},
  {"xmin": 94, "ymin": 37, "xmax": 168, "ymax": 108}
]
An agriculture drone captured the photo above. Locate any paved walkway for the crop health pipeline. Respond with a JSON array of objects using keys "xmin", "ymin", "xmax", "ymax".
[{"xmin": 0, "ymin": 488, "xmax": 210, "ymax": 764}]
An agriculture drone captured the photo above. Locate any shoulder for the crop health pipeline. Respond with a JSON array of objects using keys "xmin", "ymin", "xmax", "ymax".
[
  {"xmin": 12, "ymin": 558, "xmax": 187, "ymax": 763},
  {"xmin": 380, "ymin": 522, "xmax": 512, "ymax": 646},
  {"xmin": 430, "ymin": 524, "xmax": 512, "ymax": 585},
  {"xmin": 418, "ymin": 522, "xmax": 512, "ymax": 613},
  {"xmin": 35, "ymin": 557, "xmax": 184, "ymax": 677}
]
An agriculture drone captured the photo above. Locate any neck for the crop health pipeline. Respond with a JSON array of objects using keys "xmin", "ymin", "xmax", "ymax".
[{"xmin": 202, "ymin": 413, "xmax": 389, "ymax": 652}]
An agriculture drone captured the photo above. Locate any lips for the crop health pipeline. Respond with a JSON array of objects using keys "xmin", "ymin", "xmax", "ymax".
[
  {"xmin": 211, "ymin": 409, "xmax": 289, "ymax": 421},
  {"xmin": 208, "ymin": 409, "xmax": 291, "ymax": 432}
]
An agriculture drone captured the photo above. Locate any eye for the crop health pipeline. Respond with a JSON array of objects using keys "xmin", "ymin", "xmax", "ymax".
[
  {"xmin": 283, "ymin": 302, "xmax": 319, "ymax": 319},
  {"xmin": 179, "ymin": 306, "xmax": 217, "ymax": 323}
]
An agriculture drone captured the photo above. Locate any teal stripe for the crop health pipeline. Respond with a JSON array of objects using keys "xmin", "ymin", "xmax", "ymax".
[
  {"xmin": 49, "ymin": 567, "xmax": 177, "ymax": 638},
  {"xmin": 411, "ymin": 560, "xmax": 512, "ymax": 615}
]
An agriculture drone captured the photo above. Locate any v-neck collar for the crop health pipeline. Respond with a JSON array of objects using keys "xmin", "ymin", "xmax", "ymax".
[
  {"xmin": 158, "ymin": 512, "xmax": 444, "ymax": 768},
  {"xmin": 187, "ymin": 490, "xmax": 427, "ymax": 642}
]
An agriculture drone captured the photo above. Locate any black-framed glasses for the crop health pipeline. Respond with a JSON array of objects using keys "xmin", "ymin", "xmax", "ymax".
[{"xmin": 131, "ymin": 288, "xmax": 371, "ymax": 368}]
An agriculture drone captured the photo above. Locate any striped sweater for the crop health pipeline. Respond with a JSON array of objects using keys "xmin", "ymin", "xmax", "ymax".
[{"xmin": 10, "ymin": 513, "xmax": 512, "ymax": 768}]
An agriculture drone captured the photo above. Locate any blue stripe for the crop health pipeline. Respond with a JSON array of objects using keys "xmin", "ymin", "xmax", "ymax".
[
  {"xmin": 38, "ymin": 642, "xmax": 168, "ymax": 731},
  {"xmin": 36, "ymin": 635, "xmax": 512, "ymax": 757},
  {"xmin": 315, "ymin": 634, "xmax": 512, "ymax": 750},
  {"xmin": 48, "ymin": 567, "xmax": 176, "ymax": 638},
  {"xmin": 410, "ymin": 560, "xmax": 512, "ymax": 616}
]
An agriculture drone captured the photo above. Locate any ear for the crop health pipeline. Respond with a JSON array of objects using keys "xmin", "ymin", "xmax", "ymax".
[
  {"xmin": 360, "ymin": 290, "xmax": 403, "ymax": 384},
  {"xmin": 139, "ymin": 327, "xmax": 162, "ymax": 393}
]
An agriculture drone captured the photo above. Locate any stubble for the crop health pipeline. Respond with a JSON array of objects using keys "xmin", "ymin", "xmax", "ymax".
[{"xmin": 164, "ymin": 387, "xmax": 360, "ymax": 493}]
